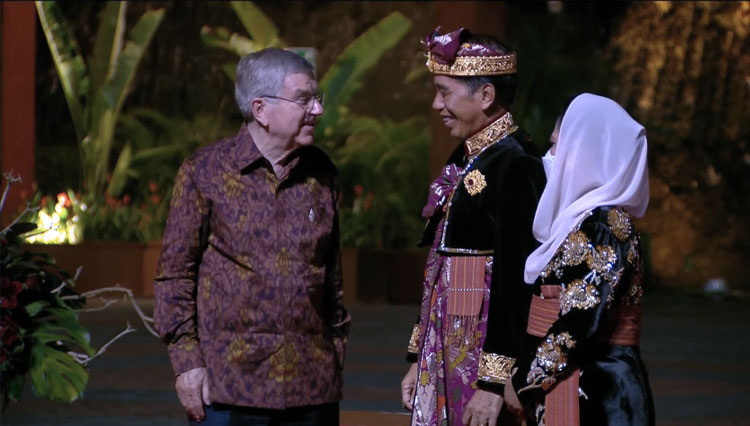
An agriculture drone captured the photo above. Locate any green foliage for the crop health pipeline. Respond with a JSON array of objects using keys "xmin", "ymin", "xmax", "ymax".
[
  {"xmin": 1, "ymin": 203, "xmax": 94, "ymax": 406},
  {"xmin": 35, "ymin": 1, "xmax": 165, "ymax": 201},
  {"xmin": 80, "ymin": 107, "xmax": 237, "ymax": 242},
  {"xmin": 335, "ymin": 116, "xmax": 430, "ymax": 249},
  {"xmin": 200, "ymin": 3, "xmax": 422, "ymax": 248},
  {"xmin": 506, "ymin": 10, "xmax": 613, "ymax": 150},
  {"xmin": 315, "ymin": 11, "xmax": 412, "ymax": 147},
  {"xmin": 200, "ymin": 3, "xmax": 412, "ymax": 150}
]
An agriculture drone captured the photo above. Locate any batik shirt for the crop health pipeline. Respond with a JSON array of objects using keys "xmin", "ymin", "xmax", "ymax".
[{"xmin": 154, "ymin": 123, "xmax": 350, "ymax": 409}]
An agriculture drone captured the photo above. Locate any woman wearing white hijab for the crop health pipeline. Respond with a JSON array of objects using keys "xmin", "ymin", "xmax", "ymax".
[{"xmin": 495, "ymin": 93, "xmax": 654, "ymax": 425}]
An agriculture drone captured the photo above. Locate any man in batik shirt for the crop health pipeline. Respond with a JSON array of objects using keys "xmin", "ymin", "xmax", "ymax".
[
  {"xmin": 154, "ymin": 48, "xmax": 349, "ymax": 426},
  {"xmin": 400, "ymin": 28, "xmax": 545, "ymax": 426}
]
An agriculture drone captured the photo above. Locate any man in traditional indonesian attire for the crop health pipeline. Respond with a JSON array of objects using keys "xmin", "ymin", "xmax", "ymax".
[{"xmin": 400, "ymin": 28, "xmax": 546, "ymax": 426}]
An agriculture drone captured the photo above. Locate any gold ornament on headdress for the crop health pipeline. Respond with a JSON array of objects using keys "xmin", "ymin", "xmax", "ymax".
[{"xmin": 426, "ymin": 51, "xmax": 517, "ymax": 76}]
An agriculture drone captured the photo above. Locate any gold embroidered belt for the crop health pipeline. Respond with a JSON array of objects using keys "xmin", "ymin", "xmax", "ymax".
[{"xmin": 526, "ymin": 285, "xmax": 642, "ymax": 426}]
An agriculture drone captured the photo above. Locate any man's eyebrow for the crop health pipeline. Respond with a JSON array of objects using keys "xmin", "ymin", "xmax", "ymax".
[{"xmin": 292, "ymin": 89, "xmax": 315, "ymax": 98}]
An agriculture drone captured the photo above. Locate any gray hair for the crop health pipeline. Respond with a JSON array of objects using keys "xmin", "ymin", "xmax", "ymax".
[{"xmin": 235, "ymin": 48, "xmax": 315, "ymax": 122}]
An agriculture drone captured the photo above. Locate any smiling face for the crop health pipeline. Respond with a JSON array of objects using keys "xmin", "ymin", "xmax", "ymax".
[
  {"xmin": 432, "ymin": 75, "xmax": 488, "ymax": 140},
  {"xmin": 266, "ymin": 72, "xmax": 323, "ymax": 149}
]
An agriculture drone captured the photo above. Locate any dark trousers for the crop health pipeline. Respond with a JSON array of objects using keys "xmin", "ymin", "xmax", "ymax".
[{"xmin": 188, "ymin": 402, "xmax": 339, "ymax": 426}]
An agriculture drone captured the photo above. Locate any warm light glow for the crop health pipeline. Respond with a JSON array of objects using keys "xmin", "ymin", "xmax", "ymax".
[{"xmin": 25, "ymin": 192, "xmax": 83, "ymax": 245}]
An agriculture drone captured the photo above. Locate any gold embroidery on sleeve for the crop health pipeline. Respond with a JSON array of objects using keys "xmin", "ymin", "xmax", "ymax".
[
  {"xmin": 607, "ymin": 208, "xmax": 632, "ymax": 240},
  {"xmin": 478, "ymin": 351, "xmax": 515, "ymax": 383},
  {"xmin": 560, "ymin": 279, "xmax": 601, "ymax": 315},
  {"xmin": 526, "ymin": 332, "xmax": 576, "ymax": 387},
  {"xmin": 562, "ymin": 231, "xmax": 591, "ymax": 266}
]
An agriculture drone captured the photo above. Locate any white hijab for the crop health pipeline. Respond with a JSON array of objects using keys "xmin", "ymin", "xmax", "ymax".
[{"xmin": 523, "ymin": 93, "xmax": 649, "ymax": 284}]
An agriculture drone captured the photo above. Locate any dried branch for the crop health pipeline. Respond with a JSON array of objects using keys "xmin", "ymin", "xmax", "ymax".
[
  {"xmin": 1, "ymin": 171, "xmax": 22, "ymax": 212},
  {"xmin": 62, "ymin": 286, "xmax": 158, "ymax": 337},
  {"xmin": 1, "ymin": 204, "xmax": 39, "ymax": 235},
  {"xmin": 68, "ymin": 322, "xmax": 137, "ymax": 365},
  {"xmin": 79, "ymin": 297, "xmax": 119, "ymax": 312}
]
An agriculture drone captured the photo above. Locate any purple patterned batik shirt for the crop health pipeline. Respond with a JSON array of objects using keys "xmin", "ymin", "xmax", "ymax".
[{"xmin": 154, "ymin": 123, "xmax": 350, "ymax": 409}]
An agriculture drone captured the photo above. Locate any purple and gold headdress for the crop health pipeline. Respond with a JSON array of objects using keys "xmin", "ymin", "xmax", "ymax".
[{"xmin": 423, "ymin": 27, "xmax": 516, "ymax": 76}]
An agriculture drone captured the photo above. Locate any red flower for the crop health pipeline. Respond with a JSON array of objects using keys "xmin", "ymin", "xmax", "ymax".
[
  {"xmin": 0, "ymin": 277, "xmax": 23, "ymax": 309},
  {"xmin": 123, "ymin": 194, "xmax": 132, "ymax": 206},
  {"xmin": 24, "ymin": 276, "xmax": 40, "ymax": 291},
  {"xmin": 364, "ymin": 193, "xmax": 374, "ymax": 211},
  {"xmin": 148, "ymin": 181, "xmax": 159, "ymax": 193},
  {"xmin": 1, "ymin": 322, "xmax": 19, "ymax": 348},
  {"xmin": 354, "ymin": 184, "xmax": 364, "ymax": 197},
  {"xmin": 57, "ymin": 192, "xmax": 70, "ymax": 208}
]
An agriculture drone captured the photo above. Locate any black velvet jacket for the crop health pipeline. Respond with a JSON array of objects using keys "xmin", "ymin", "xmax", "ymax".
[{"xmin": 416, "ymin": 113, "xmax": 546, "ymax": 368}]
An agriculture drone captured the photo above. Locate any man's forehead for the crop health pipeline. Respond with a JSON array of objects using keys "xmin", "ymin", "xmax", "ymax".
[
  {"xmin": 433, "ymin": 75, "xmax": 464, "ymax": 90},
  {"xmin": 283, "ymin": 72, "xmax": 317, "ymax": 94}
]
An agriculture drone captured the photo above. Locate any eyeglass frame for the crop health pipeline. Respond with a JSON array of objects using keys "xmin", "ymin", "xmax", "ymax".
[{"xmin": 260, "ymin": 93, "xmax": 325, "ymax": 110}]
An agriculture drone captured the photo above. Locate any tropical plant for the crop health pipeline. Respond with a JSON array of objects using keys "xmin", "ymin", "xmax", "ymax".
[
  {"xmin": 200, "ymin": 1, "xmax": 412, "ymax": 151},
  {"xmin": 200, "ymin": 2, "xmax": 426, "ymax": 248},
  {"xmin": 335, "ymin": 116, "xmax": 430, "ymax": 249},
  {"xmin": 35, "ymin": 1, "xmax": 165, "ymax": 202},
  {"xmin": 0, "ymin": 173, "xmax": 158, "ymax": 407}
]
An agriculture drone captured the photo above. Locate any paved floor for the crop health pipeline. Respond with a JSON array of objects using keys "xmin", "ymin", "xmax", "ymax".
[{"xmin": 2, "ymin": 289, "xmax": 749, "ymax": 425}]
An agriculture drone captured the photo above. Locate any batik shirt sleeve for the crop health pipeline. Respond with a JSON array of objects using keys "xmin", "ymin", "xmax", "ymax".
[{"xmin": 153, "ymin": 158, "xmax": 210, "ymax": 376}]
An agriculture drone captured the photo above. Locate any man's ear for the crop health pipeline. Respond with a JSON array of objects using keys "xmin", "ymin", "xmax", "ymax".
[
  {"xmin": 251, "ymin": 98, "xmax": 268, "ymax": 126},
  {"xmin": 480, "ymin": 83, "xmax": 496, "ymax": 111}
]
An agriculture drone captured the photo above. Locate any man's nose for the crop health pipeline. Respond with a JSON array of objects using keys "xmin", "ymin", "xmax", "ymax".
[
  {"xmin": 431, "ymin": 93, "xmax": 443, "ymax": 110},
  {"xmin": 309, "ymin": 97, "xmax": 324, "ymax": 116}
]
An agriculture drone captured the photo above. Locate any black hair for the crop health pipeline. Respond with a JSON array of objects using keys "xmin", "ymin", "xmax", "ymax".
[{"xmin": 460, "ymin": 34, "xmax": 517, "ymax": 110}]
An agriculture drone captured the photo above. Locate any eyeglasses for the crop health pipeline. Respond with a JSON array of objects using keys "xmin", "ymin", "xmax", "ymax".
[{"xmin": 261, "ymin": 93, "xmax": 325, "ymax": 110}]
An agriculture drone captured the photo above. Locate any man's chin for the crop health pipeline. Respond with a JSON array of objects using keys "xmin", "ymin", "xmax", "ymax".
[{"xmin": 295, "ymin": 136, "xmax": 315, "ymax": 146}]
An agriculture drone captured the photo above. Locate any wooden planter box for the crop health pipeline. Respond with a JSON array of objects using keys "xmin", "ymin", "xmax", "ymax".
[
  {"xmin": 342, "ymin": 247, "xmax": 427, "ymax": 305},
  {"xmin": 23, "ymin": 241, "xmax": 162, "ymax": 297},
  {"xmin": 23, "ymin": 243, "xmax": 426, "ymax": 304}
]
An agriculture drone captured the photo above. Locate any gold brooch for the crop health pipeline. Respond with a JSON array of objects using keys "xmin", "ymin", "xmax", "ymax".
[{"xmin": 464, "ymin": 170, "xmax": 487, "ymax": 196}]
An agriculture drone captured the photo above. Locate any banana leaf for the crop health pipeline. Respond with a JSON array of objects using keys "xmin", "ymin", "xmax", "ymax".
[
  {"xmin": 87, "ymin": 7, "xmax": 164, "ymax": 197},
  {"xmin": 35, "ymin": 1, "xmax": 89, "ymax": 141},
  {"xmin": 107, "ymin": 143, "xmax": 132, "ymax": 197},
  {"xmin": 200, "ymin": 26, "xmax": 263, "ymax": 57},
  {"xmin": 230, "ymin": 1, "xmax": 281, "ymax": 47},
  {"xmin": 89, "ymin": 2, "xmax": 126, "ymax": 94},
  {"xmin": 316, "ymin": 11, "xmax": 411, "ymax": 140}
]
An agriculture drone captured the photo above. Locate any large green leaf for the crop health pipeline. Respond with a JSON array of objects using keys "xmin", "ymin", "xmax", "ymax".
[
  {"xmin": 33, "ymin": 307, "xmax": 95, "ymax": 355},
  {"xmin": 29, "ymin": 345, "xmax": 89, "ymax": 403},
  {"xmin": 201, "ymin": 26, "xmax": 261, "ymax": 57},
  {"xmin": 130, "ymin": 145, "xmax": 181, "ymax": 163},
  {"xmin": 87, "ymin": 8, "xmax": 164, "ymax": 197},
  {"xmin": 96, "ymin": 8, "xmax": 164, "ymax": 116},
  {"xmin": 35, "ymin": 1, "xmax": 89, "ymax": 141},
  {"xmin": 4, "ymin": 371, "xmax": 26, "ymax": 402},
  {"xmin": 107, "ymin": 143, "xmax": 132, "ymax": 198},
  {"xmin": 89, "ymin": 2, "xmax": 126, "ymax": 94},
  {"xmin": 317, "ymin": 11, "xmax": 411, "ymax": 138},
  {"xmin": 230, "ymin": 1, "xmax": 281, "ymax": 47}
]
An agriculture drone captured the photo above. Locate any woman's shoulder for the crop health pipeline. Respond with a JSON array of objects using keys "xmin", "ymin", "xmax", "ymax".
[{"xmin": 578, "ymin": 206, "xmax": 636, "ymax": 242}]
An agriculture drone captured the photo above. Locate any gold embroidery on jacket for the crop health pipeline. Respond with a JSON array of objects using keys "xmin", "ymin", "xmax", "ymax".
[
  {"xmin": 478, "ymin": 351, "xmax": 515, "ymax": 383},
  {"xmin": 465, "ymin": 112, "xmax": 518, "ymax": 156},
  {"xmin": 526, "ymin": 332, "xmax": 576, "ymax": 387},
  {"xmin": 607, "ymin": 208, "xmax": 632, "ymax": 240},
  {"xmin": 463, "ymin": 169, "xmax": 487, "ymax": 196},
  {"xmin": 560, "ymin": 279, "xmax": 601, "ymax": 315}
]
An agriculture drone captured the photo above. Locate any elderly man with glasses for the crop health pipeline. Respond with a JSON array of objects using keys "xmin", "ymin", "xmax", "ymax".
[{"xmin": 154, "ymin": 47, "xmax": 349, "ymax": 426}]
